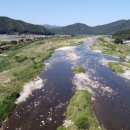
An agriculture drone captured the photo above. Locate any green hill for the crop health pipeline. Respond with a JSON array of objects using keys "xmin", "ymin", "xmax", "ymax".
[
  {"xmin": 51, "ymin": 20, "xmax": 130, "ymax": 35},
  {"xmin": 0, "ymin": 17, "xmax": 53, "ymax": 35},
  {"xmin": 51, "ymin": 23, "xmax": 93, "ymax": 35}
]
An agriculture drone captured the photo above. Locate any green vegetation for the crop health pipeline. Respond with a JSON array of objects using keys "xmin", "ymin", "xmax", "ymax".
[
  {"xmin": 51, "ymin": 20, "xmax": 130, "ymax": 35},
  {"xmin": 0, "ymin": 17, "xmax": 53, "ymax": 35},
  {"xmin": 108, "ymin": 62, "xmax": 124, "ymax": 74},
  {"xmin": 0, "ymin": 36, "xmax": 85, "ymax": 124},
  {"xmin": 57, "ymin": 90, "xmax": 102, "ymax": 130},
  {"xmin": 91, "ymin": 37, "xmax": 130, "ymax": 59},
  {"xmin": 91, "ymin": 37, "xmax": 130, "ymax": 74},
  {"xmin": 113, "ymin": 29, "xmax": 130, "ymax": 44},
  {"xmin": 0, "ymin": 38, "xmax": 44, "ymax": 53},
  {"xmin": 72, "ymin": 66, "xmax": 85, "ymax": 74}
]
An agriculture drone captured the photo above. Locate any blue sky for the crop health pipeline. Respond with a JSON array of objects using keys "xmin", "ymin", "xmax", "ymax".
[{"xmin": 0, "ymin": 0, "xmax": 130, "ymax": 26}]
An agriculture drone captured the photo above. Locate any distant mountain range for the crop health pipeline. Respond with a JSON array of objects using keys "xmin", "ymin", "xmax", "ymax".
[
  {"xmin": 0, "ymin": 17, "xmax": 53, "ymax": 35},
  {"xmin": 51, "ymin": 20, "xmax": 130, "ymax": 35},
  {"xmin": 44, "ymin": 24, "xmax": 61, "ymax": 29},
  {"xmin": 1, "ymin": 17, "xmax": 130, "ymax": 35}
]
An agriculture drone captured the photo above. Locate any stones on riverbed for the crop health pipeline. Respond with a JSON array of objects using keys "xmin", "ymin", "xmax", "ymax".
[
  {"xmin": 41, "ymin": 120, "xmax": 45, "ymax": 125},
  {"xmin": 34, "ymin": 101, "xmax": 40, "ymax": 107},
  {"xmin": 40, "ymin": 115, "xmax": 43, "ymax": 118},
  {"xmin": 63, "ymin": 119, "xmax": 74, "ymax": 128},
  {"xmin": 47, "ymin": 117, "xmax": 52, "ymax": 121},
  {"xmin": 72, "ymin": 72, "xmax": 117, "ymax": 99},
  {"xmin": 16, "ymin": 77, "xmax": 47, "ymax": 104}
]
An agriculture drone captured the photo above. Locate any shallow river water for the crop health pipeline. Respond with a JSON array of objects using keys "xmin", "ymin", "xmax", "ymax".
[{"xmin": 1, "ymin": 38, "xmax": 130, "ymax": 130}]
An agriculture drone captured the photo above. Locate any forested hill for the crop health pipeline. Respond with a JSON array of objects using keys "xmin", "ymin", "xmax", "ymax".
[
  {"xmin": 51, "ymin": 23, "xmax": 93, "ymax": 35},
  {"xmin": 51, "ymin": 20, "xmax": 130, "ymax": 35},
  {"xmin": 0, "ymin": 17, "xmax": 53, "ymax": 35}
]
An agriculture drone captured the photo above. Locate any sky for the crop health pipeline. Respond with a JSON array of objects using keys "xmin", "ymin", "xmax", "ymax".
[{"xmin": 0, "ymin": 0, "xmax": 130, "ymax": 26}]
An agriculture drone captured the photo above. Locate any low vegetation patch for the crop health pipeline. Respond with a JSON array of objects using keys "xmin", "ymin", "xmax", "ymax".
[
  {"xmin": 91, "ymin": 37, "xmax": 130, "ymax": 59},
  {"xmin": 91, "ymin": 37, "xmax": 130, "ymax": 75},
  {"xmin": 108, "ymin": 62, "xmax": 124, "ymax": 74},
  {"xmin": 72, "ymin": 66, "xmax": 85, "ymax": 74},
  {"xmin": 57, "ymin": 90, "xmax": 102, "ymax": 130}
]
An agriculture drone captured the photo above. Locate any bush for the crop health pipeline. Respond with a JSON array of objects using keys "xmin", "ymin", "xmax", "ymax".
[
  {"xmin": 114, "ymin": 38, "xmax": 123, "ymax": 44},
  {"xmin": 15, "ymin": 55, "xmax": 28, "ymax": 63},
  {"xmin": 0, "ymin": 92, "xmax": 19, "ymax": 122},
  {"xmin": 10, "ymin": 40, "xmax": 17, "ymax": 45},
  {"xmin": 76, "ymin": 116, "xmax": 90, "ymax": 129}
]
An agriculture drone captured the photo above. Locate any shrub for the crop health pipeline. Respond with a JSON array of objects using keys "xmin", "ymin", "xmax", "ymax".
[
  {"xmin": 0, "ymin": 92, "xmax": 19, "ymax": 122},
  {"xmin": 114, "ymin": 38, "xmax": 123, "ymax": 44},
  {"xmin": 15, "ymin": 55, "xmax": 28, "ymax": 63},
  {"xmin": 10, "ymin": 40, "xmax": 17, "ymax": 45},
  {"xmin": 76, "ymin": 116, "xmax": 90, "ymax": 129}
]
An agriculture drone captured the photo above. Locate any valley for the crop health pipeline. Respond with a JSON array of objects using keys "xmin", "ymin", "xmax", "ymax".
[{"xmin": 0, "ymin": 37, "xmax": 130, "ymax": 130}]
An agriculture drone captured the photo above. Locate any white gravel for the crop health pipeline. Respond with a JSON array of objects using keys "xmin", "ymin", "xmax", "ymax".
[{"xmin": 16, "ymin": 77, "xmax": 46, "ymax": 104}]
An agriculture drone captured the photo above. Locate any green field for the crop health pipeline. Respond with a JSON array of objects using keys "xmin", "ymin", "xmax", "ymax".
[
  {"xmin": 0, "ymin": 36, "xmax": 86, "ymax": 124},
  {"xmin": 57, "ymin": 90, "xmax": 102, "ymax": 130}
]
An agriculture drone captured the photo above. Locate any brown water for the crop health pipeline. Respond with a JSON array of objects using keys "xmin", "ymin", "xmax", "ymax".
[{"xmin": 1, "ymin": 38, "xmax": 130, "ymax": 130}]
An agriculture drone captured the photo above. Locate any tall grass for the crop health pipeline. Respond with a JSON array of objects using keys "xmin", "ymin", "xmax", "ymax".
[{"xmin": 57, "ymin": 90, "xmax": 102, "ymax": 130}]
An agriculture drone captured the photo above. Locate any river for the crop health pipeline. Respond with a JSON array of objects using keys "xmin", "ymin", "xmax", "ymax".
[{"xmin": 1, "ymin": 38, "xmax": 130, "ymax": 130}]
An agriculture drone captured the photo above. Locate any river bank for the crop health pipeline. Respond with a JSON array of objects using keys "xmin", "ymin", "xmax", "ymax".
[
  {"xmin": 1, "ymin": 37, "xmax": 130, "ymax": 130},
  {"xmin": 91, "ymin": 37, "xmax": 130, "ymax": 80},
  {"xmin": 0, "ymin": 36, "xmax": 86, "ymax": 125}
]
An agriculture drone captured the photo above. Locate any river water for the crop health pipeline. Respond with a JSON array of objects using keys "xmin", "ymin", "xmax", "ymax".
[{"xmin": 1, "ymin": 38, "xmax": 130, "ymax": 130}]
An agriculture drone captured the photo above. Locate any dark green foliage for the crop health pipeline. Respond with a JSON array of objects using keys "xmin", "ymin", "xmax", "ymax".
[
  {"xmin": 113, "ymin": 29, "xmax": 130, "ymax": 40},
  {"xmin": 113, "ymin": 29, "xmax": 130, "ymax": 44},
  {"xmin": 10, "ymin": 40, "xmax": 18, "ymax": 45},
  {"xmin": 0, "ymin": 17, "xmax": 54, "ymax": 35},
  {"xmin": 15, "ymin": 55, "xmax": 28, "ymax": 63},
  {"xmin": 114, "ymin": 38, "xmax": 123, "ymax": 44},
  {"xmin": 0, "ymin": 91, "xmax": 19, "ymax": 123},
  {"xmin": 76, "ymin": 116, "xmax": 90, "ymax": 129}
]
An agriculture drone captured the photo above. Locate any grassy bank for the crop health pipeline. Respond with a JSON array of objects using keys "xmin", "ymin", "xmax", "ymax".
[
  {"xmin": 0, "ymin": 36, "xmax": 86, "ymax": 124},
  {"xmin": 91, "ymin": 37, "xmax": 130, "ymax": 74},
  {"xmin": 57, "ymin": 90, "xmax": 102, "ymax": 130},
  {"xmin": 108, "ymin": 62, "xmax": 124, "ymax": 74},
  {"xmin": 91, "ymin": 37, "xmax": 130, "ymax": 59}
]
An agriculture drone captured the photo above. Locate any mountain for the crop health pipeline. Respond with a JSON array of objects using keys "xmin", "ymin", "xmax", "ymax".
[
  {"xmin": 51, "ymin": 23, "xmax": 93, "ymax": 35},
  {"xmin": 93, "ymin": 20, "xmax": 130, "ymax": 34},
  {"xmin": 0, "ymin": 17, "xmax": 53, "ymax": 35},
  {"xmin": 44, "ymin": 24, "xmax": 61, "ymax": 29},
  {"xmin": 51, "ymin": 20, "xmax": 130, "ymax": 35}
]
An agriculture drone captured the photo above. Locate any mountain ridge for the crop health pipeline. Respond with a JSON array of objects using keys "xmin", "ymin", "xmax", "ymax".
[
  {"xmin": 44, "ymin": 24, "xmax": 61, "ymax": 29},
  {"xmin": 0, "ymin": 16, "xmax": 53, "ymax": 35},
  {"xmin": 51, "ymin": 19, "xmax": 130, "ymax": 35}
]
